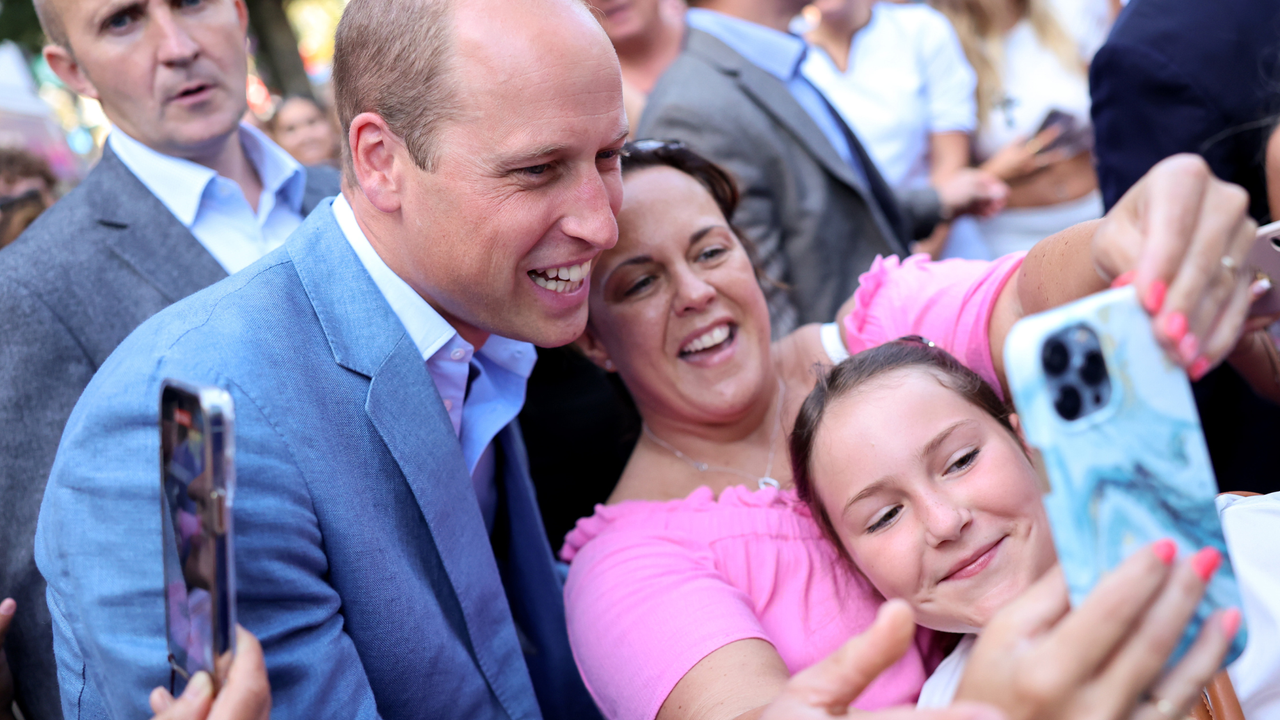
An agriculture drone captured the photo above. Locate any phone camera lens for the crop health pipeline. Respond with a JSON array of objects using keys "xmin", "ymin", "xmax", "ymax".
[
  {"xmin": 1055, "ymin": 385, "xmax": 1082, "ymax": 420},
  {"xmin": 1081, "ymin": 350, "xmax": 1107, "ymax": 385},
  {"xmin": 1043, "ymin": 339, "xmax": 1070, "ymax": 376}
]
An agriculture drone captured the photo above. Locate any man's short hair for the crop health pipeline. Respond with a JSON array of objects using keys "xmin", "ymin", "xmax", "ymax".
[
  {"xmin": 332, "ymin": 0, "xmax": 459, "ymax": 177},
  {"xmin": 33, "ymin": 0, "xmax": 69, "ymax": 49}
]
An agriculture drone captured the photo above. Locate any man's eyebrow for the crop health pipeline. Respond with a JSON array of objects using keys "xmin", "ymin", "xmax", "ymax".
[
  {"xmin": 92, "ymin": 0, "xmax": 145, "ymax": 29},
  {"xmin": 500, "ymin": 144, "xmax": 570, "ymax": 168},
  {"xmin": 498, "ymin": 130, "xmax": 629, "ymax": 170}
]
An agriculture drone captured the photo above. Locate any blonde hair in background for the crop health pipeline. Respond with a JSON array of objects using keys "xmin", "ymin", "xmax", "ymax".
[{"xmin": 928, "ymin": 0, "xmax": 1083, "ymax": 128}]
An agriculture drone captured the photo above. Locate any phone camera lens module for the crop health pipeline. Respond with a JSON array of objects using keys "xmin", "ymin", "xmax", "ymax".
[
  {"xmin": 1043, "ymin": 339, "xmax": 1070, "ymax": 376},
  {"xmin": 1081, "ymin": 350, "xmax": 1107, "ymax": 386},
  {"xmin": 1055, "ymin": 385, "xmax": 1083, "ymax": 420}
]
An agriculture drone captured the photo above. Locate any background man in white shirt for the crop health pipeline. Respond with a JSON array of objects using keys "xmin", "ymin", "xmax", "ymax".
[{"xmin": 0, "ymin": 1, "xmax": 339, "ymax": 717}]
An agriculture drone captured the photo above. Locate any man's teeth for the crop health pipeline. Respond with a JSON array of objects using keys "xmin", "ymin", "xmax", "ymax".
[
  {"xmin": 529, "ymin": 260, "xmax": 591, "ymax": 293},
  {"xmin": 682, "ymin": 324, "xmax": 731, "ymax": 354}
]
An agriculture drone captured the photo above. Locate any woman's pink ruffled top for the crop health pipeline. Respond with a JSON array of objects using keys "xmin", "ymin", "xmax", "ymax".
[
  {"xmin": 561, "ymin": 252, "xmax": 1025, "ymax": 720},
  {"xmin": 562, "ymin": 486, "xmax": 930, "ymax": 720}
]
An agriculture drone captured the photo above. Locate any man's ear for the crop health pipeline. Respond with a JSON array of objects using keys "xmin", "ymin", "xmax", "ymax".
[
  {"xmin": 348, "ymin": 112, "xmax": 405, "ymax": 214},
  {"xmin": 43, "ymin": 44, "xmax": 98, "ymax": 100},
  {"xmin": 573, "ymin": 326, "xmax": 615, "ymax": 372}
]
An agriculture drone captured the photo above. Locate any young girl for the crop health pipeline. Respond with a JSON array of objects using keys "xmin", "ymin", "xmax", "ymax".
[{"xmin": 791, "ymin": 338, "xmax": 1279, "ymax": 718}]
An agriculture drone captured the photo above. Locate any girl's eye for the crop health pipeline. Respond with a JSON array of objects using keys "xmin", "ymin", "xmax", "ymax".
[
  {"xmin": 947, "ymin": 448, "xmax": 979, "ymax": 474},
  {"xmin": 867, "ymin": 505, "xmax": 902, "ymax": 533},
  {"xmin": 624, "ymin": 275, "xmax": 654, "ymax": 297},
  {"xmin": 697, "ymin": 246, "xmax": 726, "ymax": 262}
]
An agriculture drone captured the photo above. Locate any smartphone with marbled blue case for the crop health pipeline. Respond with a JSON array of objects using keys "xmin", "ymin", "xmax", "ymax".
[{"xmin": 1004, "ymin": 285, "xmax": 1246, "ymax": 668}]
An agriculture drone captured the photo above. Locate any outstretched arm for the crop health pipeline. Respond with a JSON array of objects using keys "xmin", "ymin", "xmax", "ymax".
[{"xmin": 989, "ymin": 154, "xmax": 1259, "ymax": 393}]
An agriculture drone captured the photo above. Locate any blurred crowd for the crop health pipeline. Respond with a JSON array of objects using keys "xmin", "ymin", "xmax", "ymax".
[{"xmin": 1, "ymin": 1, "xmax": 1279, "ymax": 720}]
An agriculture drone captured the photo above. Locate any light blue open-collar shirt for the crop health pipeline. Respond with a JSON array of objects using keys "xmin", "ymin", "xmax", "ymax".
[
  {"xmin": 332, "ymin": 194, "xmax": 535, "ymax": 532},
  {"xmin": 685, "ymin": 8, "xmax": 869, "ymax": 185},
  {"xmin": 108, "ymin": 122, "xmax": 306, "ymax": 274}
]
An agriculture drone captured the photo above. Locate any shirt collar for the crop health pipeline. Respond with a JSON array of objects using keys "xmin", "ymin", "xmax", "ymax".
[
  {"xmin": 331, "ymin": 194, "xmax": 535, "ymax": 378},
  {"xmin": 686, "ymin": 8, "xmax": 807, "ymax": 83},
  {"xmin": 107, "ymin": 123, "xmax": 306, "ymax": 228},
  {"xmin": 238, "ymin": 122, "xmax": 306, "ymax": 213}
]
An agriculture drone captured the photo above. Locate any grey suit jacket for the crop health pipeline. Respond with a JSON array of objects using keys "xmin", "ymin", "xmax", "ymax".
[
  {"xmin": 0, "ymin": 146, "xmax": 338, "ymax": 720},
  {"xmin": 637, "ymin": 29, "xmax": 918, "ymax": 334}
]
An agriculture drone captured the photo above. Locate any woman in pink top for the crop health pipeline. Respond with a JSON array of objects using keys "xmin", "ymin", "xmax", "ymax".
[{"xmin": 562, "ymin": 142, "xmax": 1259, "ymax": 720}]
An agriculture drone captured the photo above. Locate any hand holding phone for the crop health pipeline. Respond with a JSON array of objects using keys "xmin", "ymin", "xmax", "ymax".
[
  {"xmin": 1003, "ymin": 286, "xmax": 1246, "ymax": 669},
  {"xmin": 1246, "ymin": 220, "xmax": 1280, "ymax": 316},
  {"xmin": 160, "ymin": 381, "xmax": 237, "ymax": 695}
]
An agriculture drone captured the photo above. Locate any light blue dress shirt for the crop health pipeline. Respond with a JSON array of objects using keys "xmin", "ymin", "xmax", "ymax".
[
  {"xmin": 685, "ymin": 8, "xmax": 869, "ymax": 185},
  {"xmin": 108, "ymin": 123, "xmax": 306, "ymax": 273},
  {"xmin": 332, "ymin": 194, "xmax": 535, "ymax": 532}
]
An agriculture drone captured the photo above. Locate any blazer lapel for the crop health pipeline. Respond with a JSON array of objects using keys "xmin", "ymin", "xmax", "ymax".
[
  {"xmin": 88, "ymin": 146, "xmax": 228, "ymax": 303},
  {"xmin": 289, "ymin": 207, "xmax": 538, "ymax": 720}
]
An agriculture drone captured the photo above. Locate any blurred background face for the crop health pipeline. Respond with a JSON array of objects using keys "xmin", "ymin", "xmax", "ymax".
[
  {"xmin": 45, "ymin": 0, "xmax": 249, "ymax": 157},
  {"xmin": 584, "ymin": 166, "xmax": 774, "ymax": 424},
  {"xmin": 809, "ymin": 368, "xmax": 1057, "ymax": 633},
  {"xmin": 272, "ymin": 97, "xmax": 338, "ymax": 166},
  {"xmin": 384, "ymin": 0, "xmax": 627, "ymax": 348},
  {"xmin": 587, "ymin": 0, "xmax": 664, "ymax": 46},
  {"xmin": 808, "ymin": 0, "xmax": 875, "ymax": 32}
]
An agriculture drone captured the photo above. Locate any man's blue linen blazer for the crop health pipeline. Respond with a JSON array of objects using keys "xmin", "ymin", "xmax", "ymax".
[{"xmin": 34, "ymin": 200, "xmax": 601, "ymax": 720}]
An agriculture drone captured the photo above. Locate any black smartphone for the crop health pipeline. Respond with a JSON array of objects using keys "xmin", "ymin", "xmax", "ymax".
[
  {"xmin": 160, "ymin": 380, "xmax": 237, "ymax": 693},
  {"xmin": 1033, "ymin": 108, "xmax": 1093, "ymax": 157}
]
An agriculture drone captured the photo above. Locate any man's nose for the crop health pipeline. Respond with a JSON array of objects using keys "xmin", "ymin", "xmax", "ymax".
[
  {"xmin": 153, "ymin": 8, "xmax": 201, "ymax": 66},
  {"xmin": 560, "ymin": 169, "xmax": 619, "ymax": 250}
]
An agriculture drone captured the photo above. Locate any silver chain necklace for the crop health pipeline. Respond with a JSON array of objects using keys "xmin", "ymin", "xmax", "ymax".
[{"xmin": 642, "ymin": 379, "xmax": 786, "ymax": 490}]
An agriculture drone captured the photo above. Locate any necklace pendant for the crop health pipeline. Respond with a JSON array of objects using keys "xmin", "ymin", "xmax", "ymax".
[
  {"xmin": 694, "ymin": 462, "xmax": 709, "ymax": 472},
  {"xmin": 758, "ymin": 477, "xmax": 780, "ymax": 490}
]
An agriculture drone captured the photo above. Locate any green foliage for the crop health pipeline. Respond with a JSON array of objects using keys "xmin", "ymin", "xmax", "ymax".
[{"xmin": 0, "ymin": 0, "xmax": 45, "ymax": 55}]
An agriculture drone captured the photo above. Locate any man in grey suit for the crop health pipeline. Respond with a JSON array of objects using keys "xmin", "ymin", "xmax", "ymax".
[
  {"xmin": 637, "ymin": 0, "xmax": 1003, "ymax": 336},
  {"xmin": 0, "ymin": 0, "xmax": 338, "ymax": 716}
]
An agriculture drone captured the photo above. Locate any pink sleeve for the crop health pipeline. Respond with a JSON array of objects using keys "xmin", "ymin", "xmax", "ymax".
[
  {"xmin": 563, "ymin": 523, "xmax": 769, "ymax": 720},
  {"xmin": 841, "ymin": 252, "xmax": 1026, "ymax": 396}
]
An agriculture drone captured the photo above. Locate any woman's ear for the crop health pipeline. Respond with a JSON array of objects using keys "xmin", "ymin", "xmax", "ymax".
[{"xmin": 573, "ymin": 327, "xmax": 616, "ymax": 372}]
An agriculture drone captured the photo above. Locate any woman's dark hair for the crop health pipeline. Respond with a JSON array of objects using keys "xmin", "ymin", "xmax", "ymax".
[
  {"xmin": 621, "ymin": 139, "xmax": 781, "ymax": 289},
  {"xmin": 789, "ymin": 338, "xmax": 1014, "ymax": 556}
]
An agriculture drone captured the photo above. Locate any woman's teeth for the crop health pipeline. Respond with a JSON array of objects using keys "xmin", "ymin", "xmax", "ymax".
[
  {"xmin": 529, "ymin": 260, "xmax": 591, "ymax": 293},
  {"xmin": 682, "ymin": 324, "xmax": 732, "ymax": 354}
]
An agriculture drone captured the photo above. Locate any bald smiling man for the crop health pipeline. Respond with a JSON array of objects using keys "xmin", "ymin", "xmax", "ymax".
[{"xmin": 33, "ymin": 0, "xmax": 620, "ymax": 717}]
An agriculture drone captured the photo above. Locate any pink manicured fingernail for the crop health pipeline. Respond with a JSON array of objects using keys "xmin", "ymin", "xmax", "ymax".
[
  {"xmin": 1162, "ymin": 312, "xmax": 1189, "ymax": 344},
  {"xmin": 1192, "ymin": 547, "xmax": 1222, "ymax": 582},
  {"xmin": 1145, "ymin": 280, "xmax": 1168, "ymax": 313},
  {"xmin": 1189, "ymin": 357, "xmax": 1212, "ymax": 381},
  {"xmin": 1178, "ymin": 333, "xmax": 1200, "ymax": 363},
  {"xmin": 0, "ymin": 598, "xmax": 14, "ymax": 616},
  {"xmin": 1222, "ymin": 608, "xmax": 1242, "ymax": 637},
  {"xmin": 1152, "ymin": 539, "xmax": 1177, "ymax": 565},
  {"xmin": 1111, "ymin": 270, "xmax": 1137, "ymax": 289}
]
